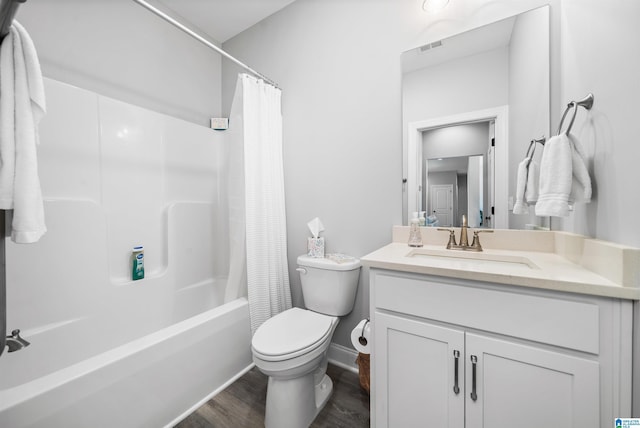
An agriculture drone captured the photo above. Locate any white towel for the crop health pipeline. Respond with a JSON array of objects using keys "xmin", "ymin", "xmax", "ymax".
[
  {"xmin": 512, "ymin": 157, "xmax": 530, "ymax": 215},
  {"xmin": 0, "ymin": 21, "xmax": 46, "ymax": 243},
  {"xmin": 535, "ymin": 133, "xmax": 591, "ymax": 217},
  {"xmin": 535, "ymin": 134, "xmax": 573, "ymax": 216},
  {"xmin": 525, "ymin": 159, "xmax": 539, "ymax": 203},
  {"xmin": 513, "ymin": 158, "xmax": 539, "ymax": 215}
]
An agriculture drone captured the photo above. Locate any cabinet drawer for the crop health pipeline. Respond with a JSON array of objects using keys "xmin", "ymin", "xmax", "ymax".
[{"xmin": 373, "ymin": 270, "xmax": 599, "ymax": 354}]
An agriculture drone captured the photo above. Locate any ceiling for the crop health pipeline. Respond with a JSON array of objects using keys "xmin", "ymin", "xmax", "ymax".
[{"xmin": 154, "ymin": 0, "xmax": 298, "ymax": 43}]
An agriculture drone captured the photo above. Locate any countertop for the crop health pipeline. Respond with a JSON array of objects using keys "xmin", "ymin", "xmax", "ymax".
[{"xmin": 361, "ymin": 227, "xmax": 640, "ymax": 300}]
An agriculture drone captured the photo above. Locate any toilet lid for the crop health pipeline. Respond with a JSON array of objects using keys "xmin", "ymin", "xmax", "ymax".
[{"xmin": 252, "ymin": 308, "xmax": 334, "ymax": 357}]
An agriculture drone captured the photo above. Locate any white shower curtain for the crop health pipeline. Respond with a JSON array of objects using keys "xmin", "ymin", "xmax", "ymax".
[{"xmin": 227, "ymin": 73, "xmax": 291, "ymax": 334}]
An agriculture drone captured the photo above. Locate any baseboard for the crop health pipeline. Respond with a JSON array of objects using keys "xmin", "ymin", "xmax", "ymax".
[
  {"xmin": 164, "ymin": 362, "xmax": 255, "ymax": 428},
  {"xmin": 328, "ymin": 342, "xmax": 359, "ymax": 374}
]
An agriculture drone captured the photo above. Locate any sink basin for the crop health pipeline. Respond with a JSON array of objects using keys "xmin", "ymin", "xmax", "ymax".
[{"xmin": 406, "ymin": 248, "xmax": 540, "ymax": 270}]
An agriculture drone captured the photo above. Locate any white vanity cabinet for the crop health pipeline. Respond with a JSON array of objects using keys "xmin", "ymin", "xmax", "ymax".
[{"xmin": 369, "ymin": 269, "xmax": 633, "ymax": 428}]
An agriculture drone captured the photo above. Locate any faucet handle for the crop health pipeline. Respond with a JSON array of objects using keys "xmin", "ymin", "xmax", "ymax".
[
  {"xmin": 9, "ymin": 329, "xmax": 30, "ymax": 347},
  {"xmin": 470, "ymin": 229, "xmax": 494, "ymax": 251},
  {"xmin": 437, "ymin": 228, "xmax": 457, "ymax": 249}
]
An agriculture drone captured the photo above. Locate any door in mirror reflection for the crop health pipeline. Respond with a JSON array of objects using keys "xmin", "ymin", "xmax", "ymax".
[{"xmin": 430, "ymin": 184, "xmax": 453, "ymax": 226}]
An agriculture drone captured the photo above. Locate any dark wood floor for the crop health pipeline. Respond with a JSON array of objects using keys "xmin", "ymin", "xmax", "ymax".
[{"xmin": 174, "ymin": 364, "xmax": 370, "ymax": 428}]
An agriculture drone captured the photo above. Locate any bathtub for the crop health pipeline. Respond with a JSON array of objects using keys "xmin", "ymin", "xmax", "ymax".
[{"xmin": 0, "ymin": 297, "xmax": 253, "ymax": 428}]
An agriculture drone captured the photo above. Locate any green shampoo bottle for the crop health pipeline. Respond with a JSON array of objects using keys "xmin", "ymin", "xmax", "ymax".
[{"xmin": 132, "ymin": 246, "xmax": 145, "ymax": 280}]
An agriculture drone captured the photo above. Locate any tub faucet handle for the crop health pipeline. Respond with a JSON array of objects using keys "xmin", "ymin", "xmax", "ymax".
[
  {"xmin": 5, "ymin": 328, "xmax": 30, "ymax": 352},
  {"xmin": 10, "ymin": 329, "xmax": 30, "ymax": 347}
]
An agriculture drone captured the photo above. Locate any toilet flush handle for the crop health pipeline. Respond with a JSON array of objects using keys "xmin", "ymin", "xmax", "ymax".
[{"xmin": 296, "ymin": 267, "xmax": 307, "ymax": 275}]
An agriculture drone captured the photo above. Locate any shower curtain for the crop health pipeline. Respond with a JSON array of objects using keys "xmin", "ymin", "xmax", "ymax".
[{"xmin": 227, "ymin": 73, "xmax": 291, "ymax": 334}]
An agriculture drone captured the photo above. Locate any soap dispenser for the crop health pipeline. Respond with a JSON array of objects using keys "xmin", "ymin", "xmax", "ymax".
[
  {"xmin": 408, "ymin": 212, "xmax": 423, "ymax": 247},
  {"xmin": 419, "ymin": 211, "xmax": 426, "ymax": 226}
]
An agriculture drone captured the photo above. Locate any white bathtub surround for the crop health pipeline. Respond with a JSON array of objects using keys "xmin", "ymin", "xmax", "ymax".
[
  {"xmin": 0, "ymin": 21, "xmax": 46, "ymax": 244},
  {"xmin": 233, "ymin": 73, "xmax": 292, "ymax": 333},
  {"xmin": 0, "ymin": 78, "xmax": 252, "ymax": 427}
]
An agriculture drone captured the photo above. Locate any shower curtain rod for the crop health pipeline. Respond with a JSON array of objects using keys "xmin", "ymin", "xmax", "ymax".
[{"xmin": 131, "ymin": 0, "xmax": 279, "ymax": 88}]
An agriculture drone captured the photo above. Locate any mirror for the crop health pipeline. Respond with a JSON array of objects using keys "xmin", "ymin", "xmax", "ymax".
[
  {"xmin": 424, "ymin": 122, "xmax": 490, "ymax": 228},
  {"xmin": 402, "ymin": 6, "xmax": 550, "ymax": 229},
  {"xmin": 427, "ymin": 155, "xmax": 487, "ymax": 228}
]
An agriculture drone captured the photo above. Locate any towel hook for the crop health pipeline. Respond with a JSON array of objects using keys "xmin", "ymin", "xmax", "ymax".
[{"xmin": 557, "ymin": 93, "xmax": 594, "ymax": 135}]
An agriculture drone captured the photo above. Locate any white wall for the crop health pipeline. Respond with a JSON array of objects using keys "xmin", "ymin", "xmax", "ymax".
[
  {"xmin": 554, "ymin": 0, "xmax": 640, "ymax": 245},
  {"xmin": 222, "ymin": 0, "xmax": 640, "ymax": 353},
  {"xmin": 508, "ymin": 6, "xmax": 550, "ymax": 230},
  {"xmin": 16, "ymin": 0, "xmax": 223, "ymax": 126}
]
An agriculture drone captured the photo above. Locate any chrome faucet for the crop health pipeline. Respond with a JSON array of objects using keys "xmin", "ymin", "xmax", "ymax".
[
  {"xmin": 438, "ymin": 215, "xmax": 493, "ymax": 252},
  {"xmin": 459, "ymin": 215, "xmax": 469, "ymax": 247},
  {"xmin": 5, "ymin": 329, "xmax": 29, "ymax": 352}
]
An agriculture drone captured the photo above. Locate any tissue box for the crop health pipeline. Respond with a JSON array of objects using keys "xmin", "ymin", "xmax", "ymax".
[{"xmin": 307, "ymin": 237, "xmax": 325, "ymax": 258}]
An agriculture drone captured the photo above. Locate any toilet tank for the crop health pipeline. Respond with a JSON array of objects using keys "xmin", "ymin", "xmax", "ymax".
[{"xmin": 296, "ymin": 254, "xmax": 361, "ymax": 316}]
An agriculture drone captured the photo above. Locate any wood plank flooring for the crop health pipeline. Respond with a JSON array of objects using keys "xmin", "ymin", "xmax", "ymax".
[{"xmin": 174, "ymin": 364, "xmax": 370, "ymax": 428}]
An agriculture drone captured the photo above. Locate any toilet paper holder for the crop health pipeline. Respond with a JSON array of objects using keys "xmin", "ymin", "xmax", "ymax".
[{"xmin": 358, "ymin": 319, "xmax": 370, "ymax": 346}]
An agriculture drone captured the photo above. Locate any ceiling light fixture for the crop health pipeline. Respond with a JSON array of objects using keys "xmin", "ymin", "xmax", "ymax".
[{"xmin": 422, "ymin": 0, "xmax": 450, "ymax": 13}]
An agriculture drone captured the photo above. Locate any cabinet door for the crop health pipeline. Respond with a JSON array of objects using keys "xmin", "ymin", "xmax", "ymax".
[
  {"xmin": 374, "ymin": 312, "xmax": 465, "ymax": 428},
  {"xmin": 465, "ymin": 333, "xmax": 600, "ymax": 428}
]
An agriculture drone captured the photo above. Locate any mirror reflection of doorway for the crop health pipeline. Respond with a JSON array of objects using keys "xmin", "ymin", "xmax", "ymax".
[{"xmin": 423, "ymin": 122, "xmax": 493, "ymax": 228}]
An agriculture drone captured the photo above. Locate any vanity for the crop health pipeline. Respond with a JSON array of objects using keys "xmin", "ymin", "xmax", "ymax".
[{"xmin": 362, "ymin": 227, "xmax": 639, "ymax": 428}]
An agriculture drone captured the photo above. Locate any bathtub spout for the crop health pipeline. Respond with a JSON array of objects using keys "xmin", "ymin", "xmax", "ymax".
[{"xmin": 5, "ymin": 329, "xmax": 29, "ymax": 352}]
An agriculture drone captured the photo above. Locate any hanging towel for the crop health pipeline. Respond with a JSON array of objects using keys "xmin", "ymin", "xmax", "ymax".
[
  {"xmin": 535, "ymin": 134, "xmax": 573, "ymax": 216},
  {"xmin": 513, "ymin": 158, "xmax": 540, "ymax": 215},
  {"xmin": 525, "ymin": 159, "xmax": 539, "ymax": 204},
  {"xmin": 512, "ymin": 157, "xmax": 531, "ymax": 214},
  {"xmin": 535, "ymin": 133, "xmax": 592, "ymax": 217},
  {"xmin": 0, "ymin": 21, "xmax": 47, "ymax": 243}
]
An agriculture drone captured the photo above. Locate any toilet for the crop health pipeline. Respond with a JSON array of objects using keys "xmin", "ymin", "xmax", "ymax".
[{"xmin": 251, "ymin": 254, "xmax": 361, "ymax": 428}]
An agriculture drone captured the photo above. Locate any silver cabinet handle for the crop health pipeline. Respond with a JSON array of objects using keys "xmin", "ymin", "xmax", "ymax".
[
  {"xmin": 453, "ymin": 350, "xmax": 460, "ymax": 394},
  {"xmin": 470, "ymin": 355, "xmax": 478, "ymax": 401}
]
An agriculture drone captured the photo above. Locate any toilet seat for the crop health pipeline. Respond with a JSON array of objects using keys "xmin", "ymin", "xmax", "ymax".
[{"xmin": 252, "ymin": 308, "xmax": 336, "ymax": 362}]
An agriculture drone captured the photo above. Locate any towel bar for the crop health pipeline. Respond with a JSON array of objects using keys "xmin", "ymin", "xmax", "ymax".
[
  {"xmin": 524, "ymin": 136, "xmax": 545, "ymax": 168},
  {"xmin": 557, "ymin": 93, "xmax": 594, "ymax": 135}
]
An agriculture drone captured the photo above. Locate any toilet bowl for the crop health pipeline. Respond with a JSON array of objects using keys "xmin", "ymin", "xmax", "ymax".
[{"xmin": 251, "ymin": 254, "xmax": 361, "ymax": 428}]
